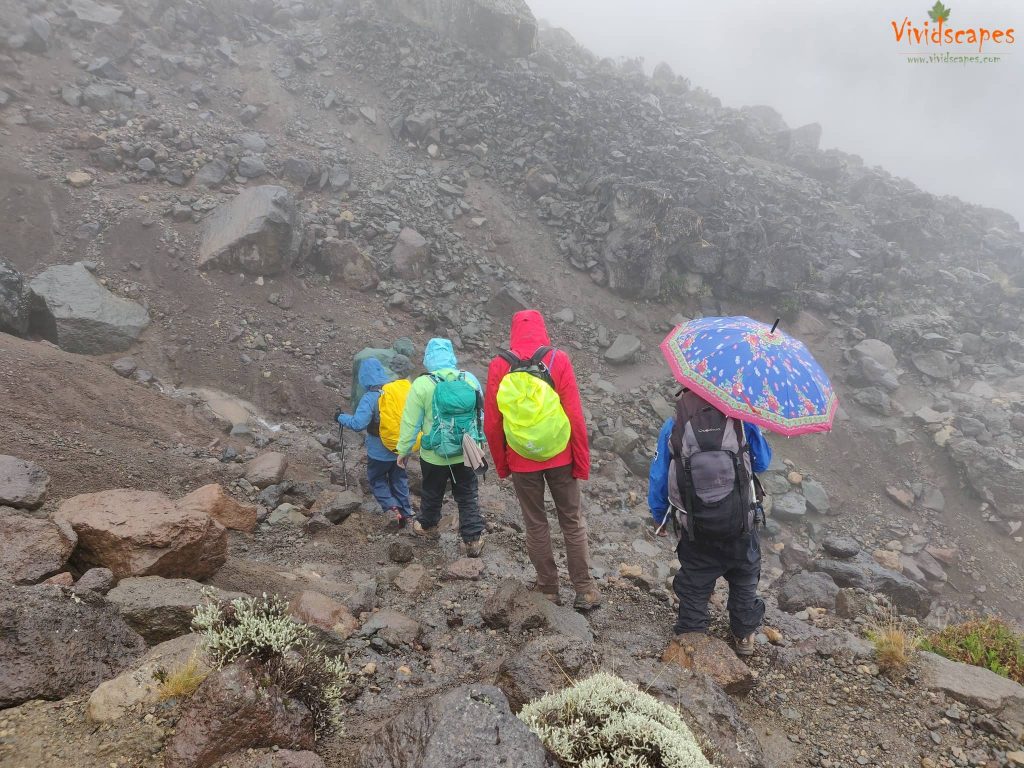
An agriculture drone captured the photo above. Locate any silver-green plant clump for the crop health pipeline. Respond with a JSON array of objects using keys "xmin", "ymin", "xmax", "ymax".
[
  {"xmin": 192, "ymin": 592, "xmax": 352, "ymax": 737},
  {"xmin": 518, "ymin": 672, "xmax": 713, "ymax": 768}
]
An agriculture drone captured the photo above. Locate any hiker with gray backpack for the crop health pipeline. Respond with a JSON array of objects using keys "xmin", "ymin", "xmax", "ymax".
[
  {"xmin": 396, "ymin": 338, "xmax": 487, "ymax": 558},
  {"xmin": 648, "ymin": 388, "xmax": 772, "ymax": 657}
]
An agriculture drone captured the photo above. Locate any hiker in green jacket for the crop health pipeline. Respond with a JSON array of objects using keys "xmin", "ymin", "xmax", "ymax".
[{"xmin": 396, "ymin": 338, "xmax": 486, "ymax": 557}]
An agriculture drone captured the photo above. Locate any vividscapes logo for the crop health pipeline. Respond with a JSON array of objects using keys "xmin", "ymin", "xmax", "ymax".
[{"xmin": 893, "ymin": 2, "xmax": 1015, "ymax": 64}]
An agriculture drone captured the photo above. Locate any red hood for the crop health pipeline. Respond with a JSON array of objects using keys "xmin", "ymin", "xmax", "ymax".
[{"xmin": 509, "ymin": 310, "xmax": 551, "ymax": 358}]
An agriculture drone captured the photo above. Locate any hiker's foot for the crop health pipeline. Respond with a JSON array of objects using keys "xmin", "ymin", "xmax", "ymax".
[
  {"xmin": 463, "ymin": 533, "xmax": 485, "ymax": 558},
  {"xmin": 411, "ymin": 520, "xmax": 440, "ymax": 540},
  {"xmin": 528, "ymin": 583, "xmax": 563, "ymax": 605},
  {"xmin": 734, "ymin": 633, "xmax": 756, "ymax": 657},
  {"xmin": 573, "ymin": 588, "xmax": 604, "ymax": 612},
  {"xmin": 385, "ymin": 508, "xmax": 408, "ymax": 529}
]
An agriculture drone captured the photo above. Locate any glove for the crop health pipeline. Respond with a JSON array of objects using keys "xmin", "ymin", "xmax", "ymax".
[{"xmin": 333, "ymin": 408, "xmax": 345, "ymax": 424}]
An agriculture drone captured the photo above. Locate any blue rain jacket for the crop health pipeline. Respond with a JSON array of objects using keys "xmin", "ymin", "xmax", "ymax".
[
  {"xmin": 647, "ymin": 417, "xmax": 772, "ymax": 525},
  {"xmin": 337, "ymin": 357, "xmax": 396, "ymax": 461}
]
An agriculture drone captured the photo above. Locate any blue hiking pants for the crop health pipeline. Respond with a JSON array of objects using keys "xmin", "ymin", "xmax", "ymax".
[{"xmin": 367, "ymin": 458, "xmax": 411, "ymax": 516}]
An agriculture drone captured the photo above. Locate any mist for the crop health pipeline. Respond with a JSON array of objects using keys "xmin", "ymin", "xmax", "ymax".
[{"xmin": 527, "ymin": 0, "xmax": 1024, "ymax": 226}]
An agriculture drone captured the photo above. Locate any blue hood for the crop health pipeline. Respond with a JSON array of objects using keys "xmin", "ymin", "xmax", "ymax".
[
  {"xmin": 358, "ymin": 357, "xmax": 391, "ymax": 388},
  {"xmin": 423, "ymin": 338, "xmax": 457, "ymax": 372}
]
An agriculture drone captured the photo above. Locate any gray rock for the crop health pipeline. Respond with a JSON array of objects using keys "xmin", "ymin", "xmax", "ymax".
[
  {"xmin": 107, "ymin": 576, "xmax": 245, "ymax": 645},
  {"xmin": 326, "ymin": 164, "xmax": 350, "ymax": 190},
  {"xmin": 813, "ymin": 554, "xmax": 931, "ymax": 618},
  {"xmin": 237, "ymin": 156, "xmax": 267, "ymax": 179},
  {"xmin": 195, "ymin": 159, "xmax": 230, "ymax": 187},
  {"xmin": 481, "ymin": 579, "xmax": 592, "ymax": 642},
  {"xmin": 236, "ymin": 133, "xmax": 267, "ymax": 153},
  {"xmin": 801, "ymin": 479, "xmax": 830, "ymax": 514},
  {"xmin": 822, "ymin": 535, "xmax": 861, "ymax": 559},
  {"xmin": 912, "ymin": 350, "xmax": 957, "ymax": 380},
  {"xmin": 773, "ymin": 492, "xmax": 807, "ymax": 521},
  {"xmin": 61, "ymin": 85, "xmax": 83, "ymax": 107},
  {"xmin": 70, "ymin": 0, "xmax": 123, "ymax": 25},
  {"xmin": 0, "ymin": 259, "xmax": 33, "ymax": 337},
  {"xmin": 604, "ymin": 334, "xmax": 641, "ymax": 364},
  {"xmin": 199, "ymin": 186, "xmax": 303, "ymax": 275},
  {"xmin": 282, "ymin": 158, "xmax": 317, "ymax": 187},
  {"xmin": 111, "ymin": 357, "xmax": 137, "ymax": 378},
  {"xmin": 0, "ymin": 583, "xmax": 145, "ymax": 708},
  {"xmin": 778, "ymin": 571, "xmax": 839, "ymax": 612},
  {"xmin": 390, "ymin": 227, "xmax": 430, "ymax": 279},
  {"xmin": 359, "ymin": 609, "xmax": 421, "ymax": 647},
  {"xmin": 919, "ymin": 651, "xmax": 1023, "ymax": 739},
  {"xmin": 761, "ymin": 472, "xmax": 792, "ymax": 496},
  {"xmin": 852, "ymin": 339, "xmax": 897, "ymax": 371},
  {"xmin": 136, "ymin": 157, "xmax": 156, "ymax": 173},
  {"xmin": 0, "ymin": 455, "xmax": 49, "ymax": 510},
  {"xmin": 72, "ymin": 567, "xmax": 115, "ymax": 595},
  {"xmin": 355, "ymin": 684, "xmax": 552, "ymax": 768},
  {"xmin": 854, "ymin": 386, "xmax": 892, "ymax": 415},
  {"xmin": 82, "ymin": 84, "xmax": 133, "ymax": 113},
  {"xmin": 28, "ymin": 263, "xmax": 149, "ymax": 354},
  {"xmin": 0, "ymin": 507, "xmax": 75, "ymax": 584}
]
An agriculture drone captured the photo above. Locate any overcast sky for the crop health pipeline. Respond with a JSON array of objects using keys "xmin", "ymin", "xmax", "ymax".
[{"xmin": 526, "ymin": 0, "xmax": 1023, "ymax": 225}]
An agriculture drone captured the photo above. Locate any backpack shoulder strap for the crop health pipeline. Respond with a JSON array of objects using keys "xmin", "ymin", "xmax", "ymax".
[
  {"xmin": 498, "ymin": 350, "xmax": 521, "ymax": 367},
  {"xmin": 529, "ymin": 346, "xmax": 555, "ymax": 367}
]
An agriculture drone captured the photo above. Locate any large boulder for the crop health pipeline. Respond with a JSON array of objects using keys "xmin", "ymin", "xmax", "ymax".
[
  {"xmin": 87, "ymin": 633, "xmax": 205, "ymax": 722},
  {"xmin": 0, "ymin": 258, "xmax": 33, "ymax": 337},
  {"xmin": 378, "ymin": 0, "xmax": 538, "ymax": 60},
  {"xmin": 164, "ymin": 662, "xmax": 315, "ymax": 768},
  {"xmin": 389, "ymin": 227, "xmax": 430, "ymax": 279},
  {"xmin": 28, "ymin": 262, "xmax": 150, "ymax": 354},
  {"xmin": 178, "ymin": 484, "xmax": 257, "ymax": 532},
  {"xmin": 355, "ymin": 684, "xmax": 553, "ymax": 767},
  {"xmin": 53, "ymin": 489, "xmax": 228, "ymax": 580},
  {"xmin": 778, "ymin": 571, "xmax": 840, "ymax": 612},
  {"xmin": 199, "ymin": 186, "xmax": 303, "ymax": 275},
  {"xmin": 106, "ymin": 576, "xmax": 245, "ymax": 644},
  {"xmin": 0, "ymin": 455, "xmax": 50, "ymax": 509},
  {"xmin": 662, "ymin": 633, "xmax": 755, "ymax": 694},
  {"xmin": 812, "ymin": 554, "xmax": 931, "ymax": 618},
  {"xmin": 947, "ymin": 437, "xmax": 1024, "ymax": 515},
  {"xmin": 919, "ymin": 652, "xmax": 1024, "ymax": 739},
  {"xmin": 0, "ymin": 583, "xmax": 145, "ymax": 708},
  {"xmin": 244, "ymin": 452, "xmax": 289, "ymax": 489},
  {"xmin": 0, "ymin": 507, "xmax": 76, "ymax": 584}
]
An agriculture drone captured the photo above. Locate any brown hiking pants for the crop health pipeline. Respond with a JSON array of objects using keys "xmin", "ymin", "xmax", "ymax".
[{"xmin": 511, "ymin": 464, "xmax": 596, "ymax": 594}]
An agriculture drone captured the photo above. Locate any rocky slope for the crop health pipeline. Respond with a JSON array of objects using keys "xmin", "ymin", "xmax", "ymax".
[{"xmin": 0, "ymin": 0, "xmax": 1022, "ymax": 767}]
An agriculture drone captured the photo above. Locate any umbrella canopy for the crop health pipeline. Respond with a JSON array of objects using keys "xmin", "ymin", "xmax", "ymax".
[{"xmin": 659, "ymin": 316, "xmax": 838, "ymax": 436}]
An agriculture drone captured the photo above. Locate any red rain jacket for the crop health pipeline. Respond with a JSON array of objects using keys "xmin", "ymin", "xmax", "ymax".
[{"xmin": 484, "ymin": 310, "xmax": 590, "ymax": 480}]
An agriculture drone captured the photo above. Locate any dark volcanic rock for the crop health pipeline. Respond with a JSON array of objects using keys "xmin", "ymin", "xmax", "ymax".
[
  {"xmin": 0, "ymin": 583, "xmax": 145, "ymax": 708},
  {"xmin": 355, "ymin": 684, "xmax": 553, "ymax": 768}
]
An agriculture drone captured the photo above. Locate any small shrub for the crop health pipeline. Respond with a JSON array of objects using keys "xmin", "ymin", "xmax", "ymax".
[
  {"xmin": 921, "ymin": 617, "xmax": 1024, "ymax": 684},
  {"xmin": 156, "ymin": 654, "xmax": 209, "ymax": 701},
  {"xmin": 867, "ymin": 611, "xmax": 919, "ymax": 673},
  {"xmin": 192, "ymin": 593, "xmax": 352, "ymax": 737},
  {"xmin": 518, "ymin": 672, "xmax": 712, "ymax": 768}
]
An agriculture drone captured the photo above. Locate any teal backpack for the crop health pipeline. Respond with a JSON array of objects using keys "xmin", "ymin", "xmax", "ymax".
[{"xmin": 419, "ymin": 371, "xmax": 484, "ymax": 459}]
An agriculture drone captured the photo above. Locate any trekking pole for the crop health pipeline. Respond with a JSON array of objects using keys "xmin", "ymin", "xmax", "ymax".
[{"xmin": 338, "ymin": 422, "xmax": 348, "ymax": 488}]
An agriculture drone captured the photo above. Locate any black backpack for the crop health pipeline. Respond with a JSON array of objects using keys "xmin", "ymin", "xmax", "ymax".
[
  {"xmin": 668, "ymin": 391, "xmax": 755, "ymax": 542},
  {"xmin": 497, "ymin": 346, "xmax": 556, "ymax": 386}
]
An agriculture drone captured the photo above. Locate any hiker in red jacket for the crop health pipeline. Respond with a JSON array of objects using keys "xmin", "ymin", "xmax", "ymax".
[{"xmin": 484, "ymin": 310, "xmax": 603, "ymax": 611}]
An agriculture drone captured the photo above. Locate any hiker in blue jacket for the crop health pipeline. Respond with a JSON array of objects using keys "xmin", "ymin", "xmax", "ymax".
[
  {"xmin": 648, "ymin": 403, "xmax": 772, "ymax": 657},
  {"xmin": 336, "ymin": 357, "xmax": 412, "ymax": 527}
]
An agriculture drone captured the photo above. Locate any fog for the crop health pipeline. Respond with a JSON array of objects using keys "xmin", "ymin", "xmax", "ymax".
[{"xmin": 527, "ymin": 0, "xmax": 1023, "ymax": 226}]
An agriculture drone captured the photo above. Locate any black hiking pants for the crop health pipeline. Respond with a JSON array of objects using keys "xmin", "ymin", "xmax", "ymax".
[
  {"xmin": 673, "ymin": 528, "xmax": 765, "ymax": 638},
  {"xmin": 417, "ymin": 459, "xmax": 484, "ymax": 542}
]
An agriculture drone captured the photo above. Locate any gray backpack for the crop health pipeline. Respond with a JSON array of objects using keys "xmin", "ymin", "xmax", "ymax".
[{"xmin": 668, "ymin": 391, "xmax": 754, "ymax": 542}]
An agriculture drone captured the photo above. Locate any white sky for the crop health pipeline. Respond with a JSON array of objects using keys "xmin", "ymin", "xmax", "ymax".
[{"xmin": 526, "ymin": 0, "xmax": 1024, "ymax": 225}]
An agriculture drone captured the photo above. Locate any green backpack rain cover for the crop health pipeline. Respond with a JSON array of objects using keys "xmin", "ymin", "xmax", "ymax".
[
  {"xmin": 420, "ymin": 372, "xmax": 484, "ymax": 459},
  {"xmin": 496, "ymin": 347, "xmax": 571, "ymax": 462}
]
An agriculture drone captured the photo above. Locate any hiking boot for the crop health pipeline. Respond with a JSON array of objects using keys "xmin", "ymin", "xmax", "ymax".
[
  {"xmin": 411, "ymin": 520, "xmax": 440, "ymax": 540},
  {"xmin": 463, "ymin": 533, "xmax": 485, "ymax": 558},
  {"xmin": 528, "ymin": 583, "xmax": 563, "ymax": 606},
  {"xmin": 385, "ymin": 508, "xmax": 408, "ymax": 530},
  {"xmin": 734, "ymin": 633, "xmax": 756, "ymax": 657},
  {"xmin": 573, "ymin": 588, "xmax": 604, "ymax": 612}
]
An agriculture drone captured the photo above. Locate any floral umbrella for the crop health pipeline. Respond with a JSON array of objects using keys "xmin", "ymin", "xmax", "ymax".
[{"xmin": 659, "ymin": 316, "xmax": 838, "ymax": 436}]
